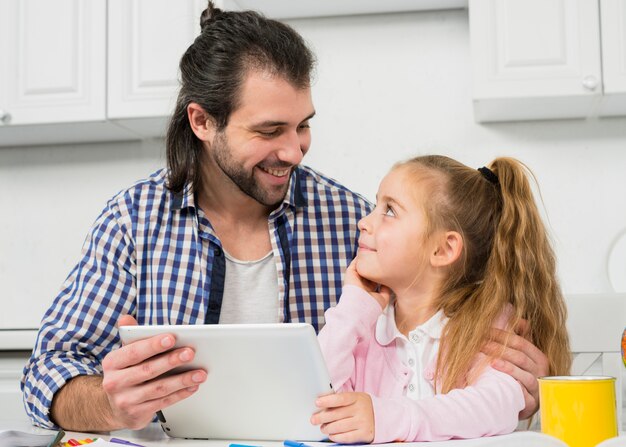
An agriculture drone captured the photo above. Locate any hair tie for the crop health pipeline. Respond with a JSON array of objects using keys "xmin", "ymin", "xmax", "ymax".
[{"xmin": 478, "ymin": 166, "xmax": 499, "ymax": 186}]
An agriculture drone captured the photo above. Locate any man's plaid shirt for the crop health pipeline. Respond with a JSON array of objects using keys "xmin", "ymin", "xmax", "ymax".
[{"xmin": 21, "ymin": 165, "xmax": 372, "ymax": 428}]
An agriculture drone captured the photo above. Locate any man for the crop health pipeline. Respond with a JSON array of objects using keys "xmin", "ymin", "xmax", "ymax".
[{"xmin": 21, "ymin": 2, "xmax": 547, "ymax": 433}]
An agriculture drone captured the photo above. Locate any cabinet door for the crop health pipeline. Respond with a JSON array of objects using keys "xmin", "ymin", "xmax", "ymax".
[
  {"xmin": 599, "ymin": 0, "xmax": 626, "ymax": 116},
  {"xmin": 0, "ymin": 0, "xmax": 106, "ymax": 126},
  {"xmin": 108, "ymin": 0, "xmax": 206, "ymax": 136},
  {"xmin": 0, "ymin": 352, "xmax": 33, "ymax": 422},
  {"xmin": 469, "ymin": 0, "xmax": 603, "ymax": 122}
]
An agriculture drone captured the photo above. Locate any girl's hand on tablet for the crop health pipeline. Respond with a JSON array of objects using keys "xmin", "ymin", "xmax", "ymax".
[
  {"xmin": 344, "ymin": 261, "xmax": 392, "ymax": 310},
  {"xmin": 100, "ymin": 314, "xmax": 208, "ymax": 430},
  {"xmin": 311, "ymin": 391, "xmax": 375, "ymax": 443}
]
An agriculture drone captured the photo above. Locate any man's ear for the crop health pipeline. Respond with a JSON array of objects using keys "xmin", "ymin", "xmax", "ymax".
[
  {"xmin": 187, "ymin": 102, "xmax": 217, "ymax": 142},
  {"xmin": 431, "ymin": 231, "xmax": 463, "ymax": 268}
]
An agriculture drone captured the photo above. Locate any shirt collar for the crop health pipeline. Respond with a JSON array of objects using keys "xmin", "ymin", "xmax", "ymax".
[
  {"xmin": 281, "ymin": 167, "xmax": 307, "ymax": 208},
  {"xmin": 171, "ymin": 183, "xmax": 195, "ymax": 211},
  {"xmin": 170, "ymin": 167, "xmax": 306, "ymax": 212},
  {"xmin": 375, "ymin": 304, "xmax": 447, "ymax": 346}
]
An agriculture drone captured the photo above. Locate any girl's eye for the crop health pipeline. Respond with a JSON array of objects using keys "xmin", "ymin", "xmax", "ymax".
[{"xmin": 384, "ymin": 205, "xmax": 395, "ymax": 217}]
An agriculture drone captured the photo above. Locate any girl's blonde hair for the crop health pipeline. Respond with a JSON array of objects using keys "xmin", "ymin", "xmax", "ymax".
[{"xmin": 395, "ymin": 155, "xmax": 571, "ymax": 393}]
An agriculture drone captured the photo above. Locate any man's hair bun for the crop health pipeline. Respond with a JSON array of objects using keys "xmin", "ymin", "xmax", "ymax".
[{"xmin": 200, "ymin": 1, "xmax": 223, "ymax": 31}]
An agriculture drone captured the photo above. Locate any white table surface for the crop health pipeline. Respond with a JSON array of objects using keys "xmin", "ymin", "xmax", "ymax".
[{"xmin": 2, "ymin": 419, "xmax": 626, "ymax": 447}]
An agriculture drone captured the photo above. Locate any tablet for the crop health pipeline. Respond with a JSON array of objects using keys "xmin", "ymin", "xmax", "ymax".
[{"xmin": 118, "ymin": 323, "xmax": 333, "ymax": 441}]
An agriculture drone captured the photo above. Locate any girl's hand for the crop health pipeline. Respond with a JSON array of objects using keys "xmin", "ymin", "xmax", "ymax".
[
  {"xmin": 344, "ymin": 260, "xmax": 392, "ymax": 309},
  {"xmin": 311, "ymin": 392, "xmax": 375, "ymax": 444}
]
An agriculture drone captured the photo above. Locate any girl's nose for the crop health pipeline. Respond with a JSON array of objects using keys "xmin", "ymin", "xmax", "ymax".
[{"xmin": 358, "ymin": 213, "xmax": 372, "ymax": 233}]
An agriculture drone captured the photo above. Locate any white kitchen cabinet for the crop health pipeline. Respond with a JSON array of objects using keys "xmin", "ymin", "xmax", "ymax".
[
  {"xmin": 0, "ymin": 0, "xmax": 141, "ymax": 146},
  {"xmin": 220, "ymin": 0, "xmax": 467, "ymax": 20},
  {"xmin": 0, "ymin": 0, "xmax": 106, "ymax": 125},
  {"xmin": 468, "ymin": 0, "xmax": 626, "ymax": 123},
  {"xmin": 599, "ymin": 0, "xmax": 626, "ymax": 116},
  {"xmin": 1, "ymin": 0, "xmax": 473, "ymax": 146},
  {"xmin": 469, "ymin": 0, "xmax": 605, "ymax": 122},
  {"xmin": 107, "ymin": 0, "xmax": 207, "ymax": 138},
  {"xmin": 0, "ymin": 351, "xmax": 32, "ymax": 422}
]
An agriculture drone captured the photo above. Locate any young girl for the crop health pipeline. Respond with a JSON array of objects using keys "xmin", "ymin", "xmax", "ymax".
[{"xmin": 312, "ymin": 155, "xmax": 571, "ymax": 443}]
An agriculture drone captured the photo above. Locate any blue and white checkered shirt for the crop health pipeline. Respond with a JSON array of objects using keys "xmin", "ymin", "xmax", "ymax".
[{"xmin": 21, "ymin": 165, "xmax": 372, "ymax": 428}]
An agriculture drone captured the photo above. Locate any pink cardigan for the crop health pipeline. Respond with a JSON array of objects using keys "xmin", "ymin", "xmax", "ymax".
[{"xmin": 318, "ymin": 285, "xmax": 525, "ymax": 443}]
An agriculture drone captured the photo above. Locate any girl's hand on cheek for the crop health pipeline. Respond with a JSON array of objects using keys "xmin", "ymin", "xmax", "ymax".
[
  {"xmin": 310, "ymin": 392, "xmax": 375, "ymax": 444},
  {"xmin": 345, "ymin": 261, "xmax": 392, "ymax": 309}
]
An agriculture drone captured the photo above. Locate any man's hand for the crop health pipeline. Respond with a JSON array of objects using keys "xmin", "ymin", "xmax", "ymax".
[
  {"xmin": 310, "ymin": 392, "xmax": 375, "ymax": 444},
  {"xmin": 344, "ymin": 260, "xmax": 392, "ymax": 310},
  {"xmin": 51, "ymin": 315, "xmax": 208, "ymax": 432},
  {"xmin": 483, "ymin": 319, "xmax": 549, "ymax": 420},
  {"xmin": 101, "ymin": 315, "xmax": 208, "ymax": 430}
]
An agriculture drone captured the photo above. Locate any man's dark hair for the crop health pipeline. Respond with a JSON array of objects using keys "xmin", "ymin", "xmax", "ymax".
[{"xmin": 166, "ymin": 1, "xmax": 316, "ymax": 194}]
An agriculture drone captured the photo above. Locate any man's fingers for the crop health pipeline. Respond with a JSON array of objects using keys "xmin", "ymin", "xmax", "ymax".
[
  {"xmin": 111, "ymin": 382, "xmax": 202, "ymax": 430},
  {"xmin": 489, "ymin": 329, "xmax": 547, "ymax": 373},
  {"xmin": 493, "ymin": 359, "xmax": 536, "ymax": 392},
  {"xmin": 103, "ymin": 333, "xmax": 177, "ymax": 371},
  {"xmin": 492, "ymin": 358, "xmax": 539, "ymax": 417},
  {"xmin": 117, "ymin": 314, "xmax": 138, "ymax": 328},
  {"xmin": 103, "ymin": 345, "xmax": 197, "ymax": 392},
  {"xmin": 129, "ymin": 369, "xmax": 207, "ymax": 404},
  {"xmin": 513, "ymin": 318, "xmax": 531, "ymax": 339},
  {"xmin": 517, "ymin": 383, "xmax": 538, "ymax": 421}
]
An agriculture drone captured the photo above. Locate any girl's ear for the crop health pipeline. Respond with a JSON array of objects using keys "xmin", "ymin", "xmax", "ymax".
[
  {"xmin": 187, "ymin": 102, "xmax": 217, "ymax": 142},
  {"xmin": 431, "ymin": 231, "xmax": 463, "ymax": 267}
]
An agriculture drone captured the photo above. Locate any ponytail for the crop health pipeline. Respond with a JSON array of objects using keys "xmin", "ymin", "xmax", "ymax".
[
  {"xmin": 397, "ymin": 155, "xmax": 570, "ymax": 393},
  {"xmin": 486, "ymin": 158, "xmax": 570, "ymax": 379}
]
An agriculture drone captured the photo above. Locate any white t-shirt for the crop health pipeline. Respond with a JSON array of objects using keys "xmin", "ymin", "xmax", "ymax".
[{"xmin": 218, "ymin": 249, "xmax": 280, "ymax": 324}]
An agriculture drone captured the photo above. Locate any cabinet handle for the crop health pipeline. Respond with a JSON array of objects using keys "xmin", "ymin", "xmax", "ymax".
[
  {"xmin": 0, "ymin": 110, "xmax": 11, "ymax": 124},
  {"xmin": 582, "ymin": 75, "xmax": 599, "ymax": 91}
]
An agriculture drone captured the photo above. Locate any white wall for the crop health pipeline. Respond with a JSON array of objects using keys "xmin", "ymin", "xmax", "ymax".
[
  {"xmin": 1, "ymin": 9, "xmax": 625, "ymax": 329},
  {"xmin": 0, "ymin": 140, "xmax": 164, "ymax": 328}
]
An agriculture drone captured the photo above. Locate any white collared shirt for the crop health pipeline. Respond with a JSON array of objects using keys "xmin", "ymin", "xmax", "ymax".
[{"xmin": 375, "ymin": 305, "xmax": 448, "ymax": 400}]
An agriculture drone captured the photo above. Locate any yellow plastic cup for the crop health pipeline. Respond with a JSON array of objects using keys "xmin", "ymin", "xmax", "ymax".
[{"xmin": 538, "ymin": 376, "xmax": 618, "ymax": 447}]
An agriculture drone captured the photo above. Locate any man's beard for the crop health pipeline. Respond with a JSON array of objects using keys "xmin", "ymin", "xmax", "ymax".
[{"xmin": 211, "ymin": 132, "xmax": 293, "ymax": 207}]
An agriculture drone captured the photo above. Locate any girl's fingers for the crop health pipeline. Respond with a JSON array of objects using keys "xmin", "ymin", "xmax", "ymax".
[
  {"xmin": 320, "ymin": 417, "xmax": 359, "ymax": 436},
  {"xmin": 316, "ymin": 392, "xmax": 356, "ymax": 409}
]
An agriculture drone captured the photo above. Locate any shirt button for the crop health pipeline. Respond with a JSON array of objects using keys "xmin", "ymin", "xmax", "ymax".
[
  {"xmin": 410, "ymin": 333, "xmax": 421, "ymax": 343},
  {"xmin": 408, "ymin": 383, "xmax": 416, "ymax": 392},
  {"xmin": 408, "ymin": 358, "xmax": 415, "ymax": 366}
]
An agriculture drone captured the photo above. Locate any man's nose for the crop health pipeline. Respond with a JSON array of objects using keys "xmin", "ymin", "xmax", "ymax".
[{"xmin": 276, "ymin": 130, "xmax": 305, "ymax": 165}]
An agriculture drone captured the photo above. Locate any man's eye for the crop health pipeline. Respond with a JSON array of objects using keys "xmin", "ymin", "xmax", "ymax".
[
  {"xmin": 259, "ymin": 129, "xmax": 280, "ymax": 137},
  {"xmin": 298, "ymin": 123, "xmax": 310, "ymax": 130}
]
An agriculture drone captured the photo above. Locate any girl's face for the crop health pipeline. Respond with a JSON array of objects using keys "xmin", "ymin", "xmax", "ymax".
[{"xmin": 356, "ymin": 167, "xmax": 435, "ymax": 292}]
